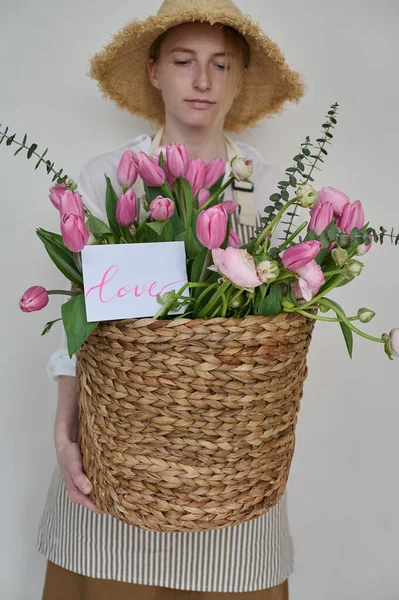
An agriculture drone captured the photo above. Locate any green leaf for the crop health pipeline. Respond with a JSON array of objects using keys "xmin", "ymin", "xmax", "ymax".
[
  {"xmin": 176, "ymin": 228, "xmax": 202, "ymax": 260},
  {"xmin": 323, "ymin": 298, "xmax": 353, "ymax": 358},
  {"xmin": 105, "ymin": 175, "xmax": 122, "ymax": 241},
  {"xmin": 178, "ymin": 177, "xmax": 194, "ymax": 226},
  {"xmin": 87, "ymin": 215, "xmax": 113, "ymax": 238},
  {"xmin": 41, "ymin": 318, "xmax": 63, "ymax": 336},
  {"xmin": 36, "ymin": 228, "xmax": 83, "ymax": 285},
  {"xmin": 61, "ymin": 294, "xmax": 99, "ymax": 357},
  {"xmin": 145, "ymin": 220, "xmax": 169, "ymax": 235},
  {"xmin": 191, "ymin": 247, "xmax": 208, "ymax": 282},
  {"xmin": 258, "ymin": 283, "xmax": 283, "ymax": 316}
]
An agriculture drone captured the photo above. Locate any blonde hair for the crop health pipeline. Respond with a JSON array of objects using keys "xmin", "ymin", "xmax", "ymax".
[{"xmin": 149, "ymin": 23, "xmax": 250, "ymax": 134}]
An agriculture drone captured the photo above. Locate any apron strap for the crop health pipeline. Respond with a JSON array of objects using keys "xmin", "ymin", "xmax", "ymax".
[{"xmin": 144, "ymin": 127, "xmax": 257, "ymax": 227}]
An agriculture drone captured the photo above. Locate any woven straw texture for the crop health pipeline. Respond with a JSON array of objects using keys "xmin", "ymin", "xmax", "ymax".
[
  {"xmin": 75, "ymin": 312, "xmax": 315, "ymax": 532},
  {"xmin": 87, "ymin": 0, "xmax": 306, "ymax": 133}
]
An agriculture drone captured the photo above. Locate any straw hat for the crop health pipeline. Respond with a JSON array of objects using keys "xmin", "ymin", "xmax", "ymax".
[{"xmin": 88, "ymin": 0, "xmax": 306, "ymax": 133}]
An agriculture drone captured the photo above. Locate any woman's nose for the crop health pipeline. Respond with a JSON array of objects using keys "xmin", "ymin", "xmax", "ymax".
[{"xmin": 193, "ymin": 65, "xmax": 211, "ymax": 91}]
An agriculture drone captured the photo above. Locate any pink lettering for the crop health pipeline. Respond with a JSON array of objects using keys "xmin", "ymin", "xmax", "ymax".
[{"xmin": 85, "ymin": 265, "xmax": 186, "ymax": 305}]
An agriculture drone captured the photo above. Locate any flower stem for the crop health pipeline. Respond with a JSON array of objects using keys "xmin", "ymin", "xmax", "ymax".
[
  {"xmin": 199, "ymin": 250, "xmax": 212, "ymax": 282},
  {"xmin": 199, "ymin": 176, "xmax": 235, "ymax": 211},
  {"xmin": 254, "ymin": 198, "xmax": 298, "ymax": 253},
  {"xmin": 198, "ymin": 281, "xmax": 231, "ymax": 318},
  {"xmin": 47, "ymin": 290, "xmax": 81, "ymax": 296}
]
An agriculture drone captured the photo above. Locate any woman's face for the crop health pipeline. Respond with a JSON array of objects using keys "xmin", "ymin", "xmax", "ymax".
[{"xmin": 148, "ymin": 22, "xmax": 243, "ymax": 129}]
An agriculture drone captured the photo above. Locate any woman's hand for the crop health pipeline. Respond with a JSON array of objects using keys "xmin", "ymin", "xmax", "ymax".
[
  {"xmin": 56, "ymin": 438, "xmax": 107, "ymax": 515},
  {"xmin": 54, "ymin": 375, "xmax": 106, "ymax": 515}
]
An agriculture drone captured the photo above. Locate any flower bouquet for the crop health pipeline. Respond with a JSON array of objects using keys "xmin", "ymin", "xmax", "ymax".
[{"xmin": 5, "ymin": 102, "xmax": 398, "ymax": 532}]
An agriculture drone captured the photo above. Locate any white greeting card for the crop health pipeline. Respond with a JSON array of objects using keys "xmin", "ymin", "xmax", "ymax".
[{"xmin": 81, "ymin": 241, "xmax": 188, "ymax": 322}]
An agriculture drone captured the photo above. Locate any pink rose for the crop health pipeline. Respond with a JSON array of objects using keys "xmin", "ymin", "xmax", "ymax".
[
  {"xmin": 292, "ymin": 260, "xmax": 325, "ymax": 302},
  {"xmin": 210, "ymin": 247, "xmax": 262, "ymax": 290}
]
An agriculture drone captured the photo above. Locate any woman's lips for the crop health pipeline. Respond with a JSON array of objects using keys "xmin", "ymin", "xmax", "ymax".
[{"xmin": 186, "ymin": 100, "xmax": 215, "ymax": 110}]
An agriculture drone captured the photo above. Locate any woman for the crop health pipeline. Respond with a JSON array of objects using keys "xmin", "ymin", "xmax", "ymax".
[{"xmin": 38, "ymin": 0, "xmax": 306, "ymax": 597}]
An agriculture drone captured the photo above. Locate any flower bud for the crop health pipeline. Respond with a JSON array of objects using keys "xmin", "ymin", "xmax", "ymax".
[
  {"xmin": 157, "ymin": 290, "xmax": 180, "ymax": 312},
  {"xmin": 345, "ymin": 259, "xmax": 363, "ymax": 277},
  {"xmin": 331, "ymin": 247, "xmax": 348, "ymax": 267},
  {"xmin": 257, "ymin": 260, "xmax": 280, "ymax": 283},
  {"xmin": 357, "ymin": 308, "xmax": 375, "ymax": 323},
  {"xmin": 150, "ymin": 196, "xmax": 175, "ymax": 221},
  {"xmin": 282, "ymin": 297, "xmax": 296, "ymax": 310},
  {"xmin": 355, "ymin": 237, "xmax": 373, "ymax": 256},
  {"xmin": 117, "ymin": 150, "xmax": 138, "ymax": 188},
  {"xmin": 231, "ymin": 157, "xmax": 254, "ymax": 181},
  {"xmin": 19, "ymin": 286, "xmax": 49, "ymax": 312},
  {"xmin": 297, "ymin": 184, "xmax": 318, "ymax": 208},
  {"xmin": 389, "ymin": 329, "xmax": 399, "ymax": 357}
]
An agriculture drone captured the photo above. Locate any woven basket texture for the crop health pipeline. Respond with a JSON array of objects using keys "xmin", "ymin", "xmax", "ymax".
[{"xmin": 74, "ymin": 311, "xmax": 315, "ymax": 532}]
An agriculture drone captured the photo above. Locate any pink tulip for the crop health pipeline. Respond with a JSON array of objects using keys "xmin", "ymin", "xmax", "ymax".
[
  {"xmin": 150, "ymin": 196, "xmax": 175, "ymax": 221},
  {"xmin": 198, "ymin": 188, "xmax": 211, "ymax": 207},
  {"xmin": 117, "ymin": 150, "xmax": 138, "ymax": 188},
  {"xmin": 59, "ymin": 189, "xmax": 85, "ymax": 220},
  {"xmin": 116, "ymin": 189, "xmax": 137, "ymax": 227},
  {"xmin": 228, "ymin": 230, "xmax": 243, "ymax": 248},
  {"xmin": 281, "ymin": 240, "xmax": 323, "ymax": 272},
  {"xmin": 337, "ymin": 200, "xmax": 364, "ymax": 234},
  {"xmin": 389, "ymin": 329, "xmax": 399, "ymax": 357},
  {"xmin": 163, "ymin": 161, "xmax": 176, "ymax": 188},
  {"xmin": 61, "ymin": 214, "xmax": 90, "ymax": 252},
  {"xmin": 219, "ymin": 200, "xmax": 238, "ymax": 215},
  {"xmin": 309, "ymin": 200, "xmax": 334, "ymax": 235},
  {"xmin": 196, "ymin": 205, "xmax": 228, "ymax": 249},
  {"xmin": 292, "ymin": 260, "xmax": 325, "ymax": 302},
  {"xmin": 314, "ymin": 187, "xmax": 351, "ymax": 217},
  {"xmin": 133, "ymin": 152, "xmax": 166, "ymax": 187},
  {"xmin": 19, "ymin": 285, "xmax": 49, "ymax": 312},
  {"xmin": 165, "ymin": 143, "xmax": 189, "ymax": 178},
  {"xmin": 185, "ymin": 157, "xmax": 207, "ymax": 198},
  {"xmin": 209, "ymin": 247, "xmax": 262, "ymax": 290},
  {"xmin": 205, "ymin": 158, "xmax": 226, "ymax": 188},
  {"xmin": 49, "ymin": 183, "xmax": 67, "ymax": 210}
]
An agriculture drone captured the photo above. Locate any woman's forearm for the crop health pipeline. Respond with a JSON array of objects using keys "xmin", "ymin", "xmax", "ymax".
[{"xmin": 54, "ymin": 375, "xmax": 79, "ymax": 450}]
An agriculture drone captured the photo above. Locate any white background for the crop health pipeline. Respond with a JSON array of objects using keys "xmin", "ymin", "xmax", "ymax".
[{"xmin": 1, "ymin": 1, "xmax": 398, "ymax": 598}]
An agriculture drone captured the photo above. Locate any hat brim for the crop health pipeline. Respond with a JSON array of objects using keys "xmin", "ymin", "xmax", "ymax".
[{"xmin": 88, "ymin": 10, "xmax": 306, "ymax": 133}]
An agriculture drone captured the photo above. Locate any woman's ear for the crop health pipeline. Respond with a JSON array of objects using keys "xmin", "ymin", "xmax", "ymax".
[{"xmin": 147, "ymin": 58, "xmax": 160, "ymax": 90}]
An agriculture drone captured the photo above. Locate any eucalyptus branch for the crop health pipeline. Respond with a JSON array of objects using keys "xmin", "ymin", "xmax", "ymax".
[
  {"xmin": 0, "ymin": 123, "xmax": 70, "ymax": 185},
  {"xmin": 258, "ymin": 102, "xmax": 339, "ymax": 242}
]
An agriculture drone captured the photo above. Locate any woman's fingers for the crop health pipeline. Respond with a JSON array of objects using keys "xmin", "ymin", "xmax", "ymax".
[{"xmin": 59, "ymin": 442, "xmax": 107, "ymax": 515}]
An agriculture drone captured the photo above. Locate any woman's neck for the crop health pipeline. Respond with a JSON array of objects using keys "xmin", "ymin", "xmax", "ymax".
[{"xmin": 159, "ymin": 122, "xmax": 228, "ymax": 163}]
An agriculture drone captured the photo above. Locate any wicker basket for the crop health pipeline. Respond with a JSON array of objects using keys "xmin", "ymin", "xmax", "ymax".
[{"xmin": 74, "ymin": 310, "xmax": 316, "ymax": 533}]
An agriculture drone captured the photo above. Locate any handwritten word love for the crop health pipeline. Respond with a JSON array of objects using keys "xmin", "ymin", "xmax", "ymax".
[{"xmin": 85, "ymin": 265, "xmax": 185, "ymax": 304}]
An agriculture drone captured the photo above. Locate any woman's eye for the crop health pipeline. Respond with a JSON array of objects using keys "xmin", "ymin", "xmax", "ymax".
[
  {"xmin": 216, "ymin": 64, "xmax": 227, "ymax": 70},
  {"xmin": 175, "ymin": 61, "xmax": 189, "ymax": 66}
]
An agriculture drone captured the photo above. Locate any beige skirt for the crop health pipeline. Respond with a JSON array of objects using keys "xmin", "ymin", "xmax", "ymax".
[{"xmin": 42, "ymin": 561, "xmax": 289, "ymax": 599}]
